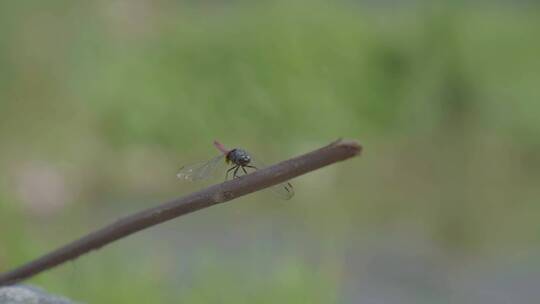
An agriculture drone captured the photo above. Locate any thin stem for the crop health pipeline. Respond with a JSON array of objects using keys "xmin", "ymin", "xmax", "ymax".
[{"xmin": 0, "ymin": 139, "xmax": 362, "ymax": 286}]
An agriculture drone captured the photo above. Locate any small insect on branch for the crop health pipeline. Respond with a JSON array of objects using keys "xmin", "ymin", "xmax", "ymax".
[{"xmin": 0, "ymin": 139, "xmax": 362, "ymax": 286}]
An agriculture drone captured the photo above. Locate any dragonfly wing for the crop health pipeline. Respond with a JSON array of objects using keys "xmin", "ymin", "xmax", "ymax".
[
  {"xmin": 269, "ymin": 181, "xmax": 295, "ymax": 200},
  {"xmin": 248, "ymin": 158, "xmax": 295, "ymax": 200},
  {"xmin": 177, "ymin": 154, "xmax": 226, "ymax": 181}
]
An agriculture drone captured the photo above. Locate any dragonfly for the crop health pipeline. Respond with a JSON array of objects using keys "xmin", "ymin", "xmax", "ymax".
[{"xmin": 177, "ymin": 140, "xmax": 294, "ymax": 200}]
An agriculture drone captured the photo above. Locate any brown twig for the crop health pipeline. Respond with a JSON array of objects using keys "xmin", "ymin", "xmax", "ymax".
[{"xmin": 0, "ymin": 139, "xmax": 362, "ymax": 286}]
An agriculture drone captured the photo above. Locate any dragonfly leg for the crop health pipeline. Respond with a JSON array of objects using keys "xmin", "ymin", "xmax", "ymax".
[
  {"xmin": 225, "ymin": 166, "xmax": 237, "ymax": 181},
  {"xmin": 241, "ymin": 166, "xmax": 248, "ymax": 175},
  {"xmin": 245, "ymin": 165, "xmax": 258, "ymax": 170},
  {"xmin": 233, "ymin": 166, "xmax": 240, "ymax": 178}
]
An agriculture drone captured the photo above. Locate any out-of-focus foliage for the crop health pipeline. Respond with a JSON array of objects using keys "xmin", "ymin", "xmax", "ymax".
[{"xmin": 1, "ymin": 1, "xmax": 539, "ymax": 303}]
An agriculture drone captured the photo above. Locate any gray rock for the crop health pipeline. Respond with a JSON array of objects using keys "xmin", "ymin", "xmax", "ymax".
[{"xmin": 0, "ymin": 285, "xmax": 75, "ymax": 304}]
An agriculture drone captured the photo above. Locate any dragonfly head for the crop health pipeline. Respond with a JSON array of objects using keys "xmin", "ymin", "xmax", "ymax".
[{"xmin": 228, "ymin": 149, "xmax": 251, "ymax": 166}]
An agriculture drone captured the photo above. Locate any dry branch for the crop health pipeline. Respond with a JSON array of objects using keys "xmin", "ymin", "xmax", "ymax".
[{"xmin": 0, "ymin": 139, "xmax": 362, "ymax": 286}]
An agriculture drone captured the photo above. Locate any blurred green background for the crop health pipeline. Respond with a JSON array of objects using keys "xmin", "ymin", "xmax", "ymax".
[{"xmin": 1, "ymin": 0, "xmax": 540, "ymax": 303}]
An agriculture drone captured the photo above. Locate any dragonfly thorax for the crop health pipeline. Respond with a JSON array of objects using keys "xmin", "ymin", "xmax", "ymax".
[{"xmin": 227, "ymin": 149, "xmax": 251, "ymax": 166}]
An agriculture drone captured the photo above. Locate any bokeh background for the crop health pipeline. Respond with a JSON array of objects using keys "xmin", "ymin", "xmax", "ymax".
[{"xmin": 1, "ymin": 1, "xmax": 540, "ymax": 303}]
